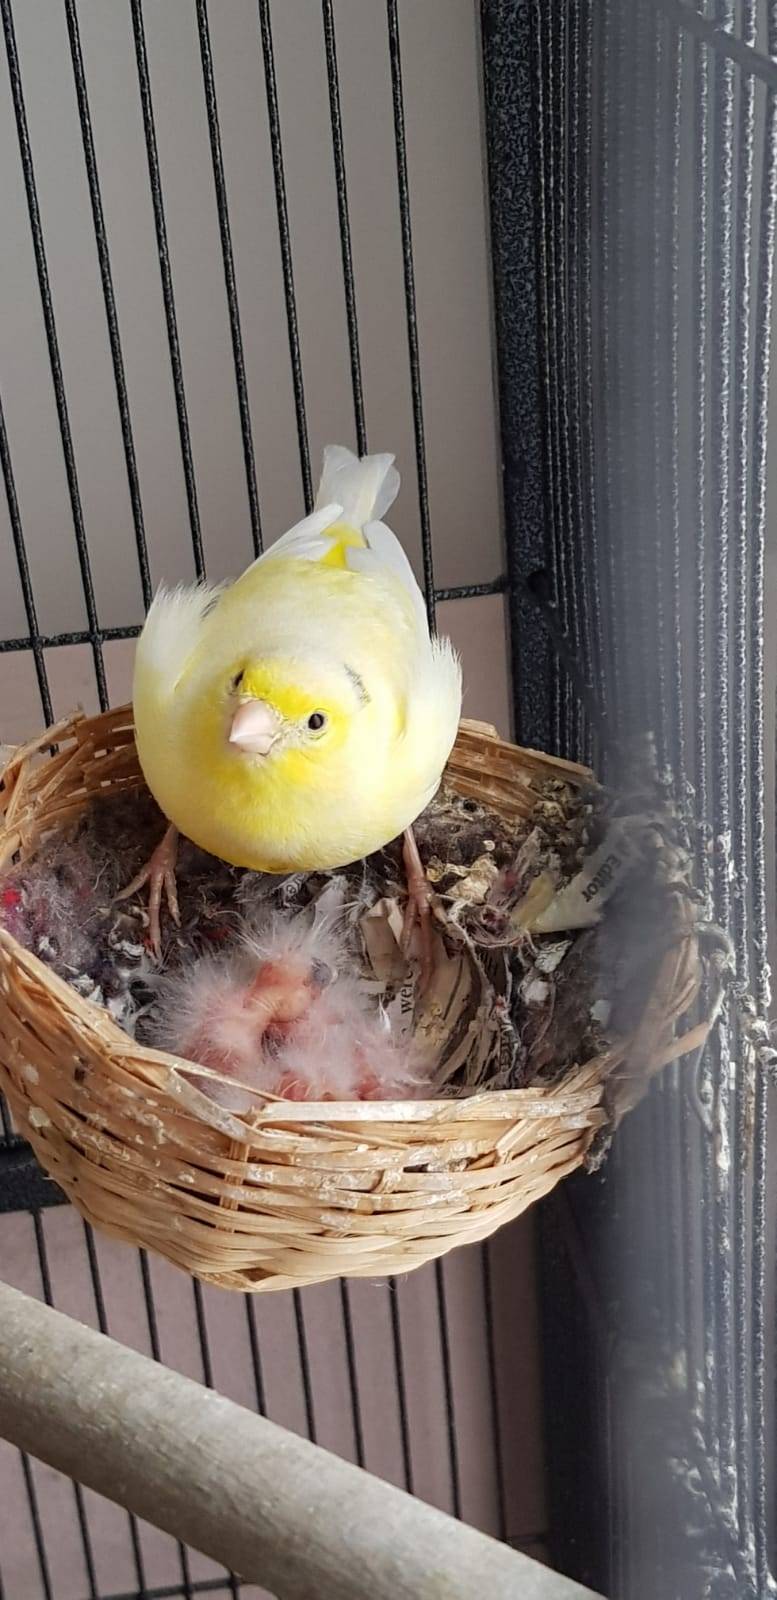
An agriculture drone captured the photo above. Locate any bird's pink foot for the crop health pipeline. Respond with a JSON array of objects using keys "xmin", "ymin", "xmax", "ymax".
[
  {"xmin": 116, "ymin": 822, "xmax": 180, "ymax": 958},
  {"xmin": 401, "ymin": 826, "xmax": 434, "ymax": 991}
]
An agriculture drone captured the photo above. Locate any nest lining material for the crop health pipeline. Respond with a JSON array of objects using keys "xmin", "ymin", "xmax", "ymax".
[{"xmin": 0, "ymin": 710, "xmax": 708, "ymax": 1291}]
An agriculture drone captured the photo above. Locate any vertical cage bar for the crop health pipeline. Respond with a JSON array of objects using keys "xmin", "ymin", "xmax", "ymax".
[
  {"xmin": 244, "ymin": 1298, "xmax": 268, "ymax": 1417},
  {"xmin": 318, "ymin": 0, "xmax": 371, "ymax": 1454},
  {"xmin": 1, "ymin": 0, "xmax": 108, "ymax": 709},
  {"xmin": 648, "ymin": 7, "xmax": 685, "ymax": 1351},
  {"xmin": 657, "ymin": 8, "xmax": 694, "ymax": 1379},
  {"xmin": 730, "ymin": 0, "xmax": 755, "ymax": 978},
  {"xmin": 593, "ymin": 0, "xmax": 623, "ymax": 740},
  {"xmin": 256, "ymin": 0, "xmax": 312, "ymax": 513},
  {"xmin": 576, "ymin": 0, "xmax": 606, "ymax": 726},
  {"xmin": 748, "ymin": 11, "xmax": 777, "ymax": 1586},
  {"xmin": 661, "ymin": 0, "xmax": 697, "ymax": 1388},
  {"xmin": 609, "ymin": 0, "xmax": 640, "ymax": 734},
  {"xmin": 338, "ymin": 1281, "xmax": 366, "ymax": 1469},
  {"xmin": 0, "ymin": 394, "xmax": 54, "ymax": 724},
  {"xmin": 129, "ymin": 0, "xmax": 205, "ymax": 581},
  {"xmin": 195, "ymin": 0, "xmax": 263, "ymax": 558},
  {"xmin": 708, "ymin": 0, "xmax": 737, "ymax": 1512},
  {"xmin": 388, "ymin": 1279, "xmax": 414, "ymax": 1493},
  {"xmin": 64, "ymin": 0, "xmax": 153, "ymax": 611},
  {"xmin": 481, "ymin": 0, "xmax": 554, "ymax": 754},
  {"xmin": 626, "ymin": 0, "xmax": 657, "ymax": 738},
  {"xmin": 19, "ymin": 1451, "xmax": 54, "ymax": 1600},
  {"xmin": 385, "ymin": 0, "xmax": 436, "ymax": 629},
  {"xmin": 0, "ymin": 1098, "xmax": 13, "ymax": 1146},
  {"xmin": 139, "ymin": 1251, "xmax": 194, "ymax": 1600},
  {"xmin": 690, "ymin": 20, "xmax": 721, "ymax": 1463},
  {"xmin": 191, "ymin": 1281, "xmax": 240, "ymax": 1599},
  {"xmin": 321, "ymin": 0, "xmax": 367, "ymax": 459},
  {"xmin": 292, "ymin": 1288, "xmax": 317, "ymax": 1445},
  {"xmin": 532, "ymin": 0, "xmax": 566, "ymax": 754},
  {"xmin": 434, "ymin": 1262, "xmax": 462, "ymax": 1520},
  {"xmin": 481, "ymin": 1243, "xmax": 508, "ymax": 1543},
  {"xmin": 552, "ymin": 0, "xmax": 590, "ymax": 761},
  {"xmin": 82, "ymin": 1222, "xmax": 149, "ymax": 1598},
  {"xmin": 730, "ymin": 0, "xmax": 758, "ymax": 1554},
  {"xmin": 34, "ymin": 1213, "xmax": 99, "ymax": 1600},
  {"xmin": 648, "ymin": 10, "xmax": 674, "ymax": 774},
  {"xmin": 661, "ymin": 17, "xmax": 686, "ymax": 782},
  {"xmin": 566, "ymin": 0, "xmax": 597, "ymax": 759}
]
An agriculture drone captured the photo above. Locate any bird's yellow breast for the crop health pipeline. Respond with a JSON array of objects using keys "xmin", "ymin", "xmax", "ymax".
[{"xmin": 135, "ymin": 664, "xmax": 424, "ymax": 877}]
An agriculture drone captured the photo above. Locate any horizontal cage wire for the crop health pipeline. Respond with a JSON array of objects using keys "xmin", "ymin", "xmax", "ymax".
[{"xmin": 0, "ymin": 3, "xmax": 526, "ymax": 1598}]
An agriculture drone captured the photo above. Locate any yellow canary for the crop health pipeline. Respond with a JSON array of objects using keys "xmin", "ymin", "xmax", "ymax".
[{"xmin": 128, "ymin": 447, "xmax": 462, "ymax": 959}]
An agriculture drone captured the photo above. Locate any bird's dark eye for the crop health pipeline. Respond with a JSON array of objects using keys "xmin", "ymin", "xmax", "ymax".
[
  {"xmin": 231, "ymin": 670, "xmax": 244, "ymax": 691},
  {"xmin": 307, "ymin": 711, "xmax": 327, "ymax": 732}
]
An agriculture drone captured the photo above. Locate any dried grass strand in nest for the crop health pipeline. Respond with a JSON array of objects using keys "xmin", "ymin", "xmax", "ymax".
[{"xmin": 0, "ymin": 707, "xmax": 710, "ymax": 1292}]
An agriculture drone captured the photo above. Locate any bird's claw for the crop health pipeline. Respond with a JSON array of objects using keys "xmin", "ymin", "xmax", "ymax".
[
  {"xmin": 401, "ymin": 887, "xmax": 434, "ymax": 992},
  {"xmin": 116, "ymin": 824, "xmax": 180, "ymax": 959},
  {"xmin": 401, "ymin": 828, "xmax": 434, "ymax": 992}
]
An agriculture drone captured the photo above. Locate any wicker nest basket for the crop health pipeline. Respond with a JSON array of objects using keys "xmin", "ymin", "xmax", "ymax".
[{"xmin": 0, "ymin": 707, "xmax": 708, "ymax": 1292}]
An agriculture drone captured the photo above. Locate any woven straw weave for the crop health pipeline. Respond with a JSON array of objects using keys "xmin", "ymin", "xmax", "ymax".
[{"xmin": 0, "ymin": 708, "xmax": 706, "ymax": 1292}]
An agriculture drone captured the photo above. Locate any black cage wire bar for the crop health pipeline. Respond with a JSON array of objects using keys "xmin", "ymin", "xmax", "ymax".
[{"xmin": 0, "ymin": 1, "xmax": 775, "ymax": 1598}]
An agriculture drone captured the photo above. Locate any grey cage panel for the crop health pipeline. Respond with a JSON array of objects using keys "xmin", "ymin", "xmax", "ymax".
[
  {"xmin": 0, "ymin": 2, "xmax": 775, "ymax": 1600},
  {"xmin": 484, "ymin": 0, "xmax": 777, "ymax": 1597}
]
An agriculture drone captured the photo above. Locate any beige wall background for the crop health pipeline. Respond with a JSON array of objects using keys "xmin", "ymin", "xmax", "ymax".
[{"xmin": 0, "ymin": 3, "xmax": 542, "ymax": 1596}]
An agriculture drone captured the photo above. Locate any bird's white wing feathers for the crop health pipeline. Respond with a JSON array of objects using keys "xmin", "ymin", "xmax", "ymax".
[
  {"xmin": 134, "ymin": 581, "xmax": 224, "ymax": 692},
  {"xmin": 250, "ymin": 503, "xmax": 343, "ymax": 568},
  {"xmin": 402, "ymin": 631, "xmax": 463, "ymax": 799},
  {"xmin": 346, "ymin": 519, "xmax": 428, "ymax": 631},
  {"xmin": 314, "ymin": 444, "xmax": 400, "ymax": 527}
]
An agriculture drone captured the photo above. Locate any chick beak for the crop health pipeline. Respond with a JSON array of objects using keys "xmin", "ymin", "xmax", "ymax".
[{"xmin": 228, "ymin": 699, "xmax": 279, "ymax": 756}]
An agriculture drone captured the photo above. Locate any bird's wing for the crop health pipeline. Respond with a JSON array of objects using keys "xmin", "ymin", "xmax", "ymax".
[
  {"xmin": 133, "ymin": 580, "xmax": 224, "ymax": 704},
  {"xmin": 346, "ymin": 519, "xmax": 429, "ymax": 632},
  {"xmin": 400, "ymin": 632, "xmax": 463, "ymax": 800},
  {"xmin": 251, "ymin": 503, "xmax": 345, "ymax": 567}
]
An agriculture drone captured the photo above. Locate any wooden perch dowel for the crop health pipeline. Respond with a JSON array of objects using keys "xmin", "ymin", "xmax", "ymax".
[{"xmin": 0, "ymin": 1279, "xmax": 601, "ymax": 1600}]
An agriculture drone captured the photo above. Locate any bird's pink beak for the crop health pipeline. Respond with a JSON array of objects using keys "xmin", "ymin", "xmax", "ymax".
[{"xmin": 228, "ymin": 699, "xmax": 279, "ymax": 755}]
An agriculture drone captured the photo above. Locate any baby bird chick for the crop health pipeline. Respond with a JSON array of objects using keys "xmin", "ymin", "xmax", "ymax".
[{"xmin": 148, "ymin": 915, "xmax": 425, "ymax": 1111}]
